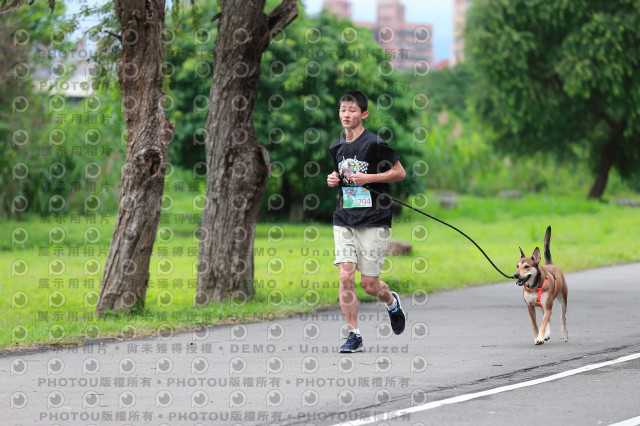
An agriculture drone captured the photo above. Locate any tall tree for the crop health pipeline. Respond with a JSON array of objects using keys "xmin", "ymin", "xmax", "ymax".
[
  {"xmin": 96, "ymin": 0, "xmax": 174, "ymax": 315},
  {"xmin": 196, "ymin": 0, "xmax": 297, "ymax": 302},
  {"xmin": 466, "ymin": 0, "xmax": 640, "ymax": 198}
]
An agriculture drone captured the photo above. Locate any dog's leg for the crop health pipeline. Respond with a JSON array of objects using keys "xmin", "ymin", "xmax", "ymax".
[
  {"xmin": 527, "ymin": 305, "xmax": 539, "ymax": 343},
  {"xmin": 559, "ymin": 287, "xmax": 568, "ymax": 342},
  {"xmin": 536, "ymin": 307, "xmax": 553, "ymax": 345},
  {"xmin": 544, "ymin": 311, "xmax": 551, "ymax": 341}
]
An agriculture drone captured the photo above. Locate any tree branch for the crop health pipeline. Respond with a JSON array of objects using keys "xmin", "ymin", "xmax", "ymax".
[
  {"xmin": 261, "ymin": 0, "xmax": 298, "ymax": 44},
  {"xmin": 0, "ymin": 0, "xmax": 26, "ymax": 16},
  {"xmin": 105, "ymin": 30, "xmax": 122, "ymax": 40},
  {"xmin": 1, "ymin": 0, "xmax": 55, "ymax": 16},
  {"xmin": 587, "ymin": 99, "xmax": 618, "ymax": 133}
]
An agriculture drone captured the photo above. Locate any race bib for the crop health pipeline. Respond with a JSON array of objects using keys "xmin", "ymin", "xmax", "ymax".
[{"xmin": 342, "ymin": 187, "xmax": 372, "ymax": 209}]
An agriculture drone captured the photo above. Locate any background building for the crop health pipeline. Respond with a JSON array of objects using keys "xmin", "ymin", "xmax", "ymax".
[
  {"xmin": 323, "ymin": 0, "xmax": 433, "ymax": 72},
  {"xmin": 451, "ymin": 0, "xmax": 470, "ymax": 65},
  {"xmin": 324, "ymin": 0, "xmax": 352, "ymax": 17}
]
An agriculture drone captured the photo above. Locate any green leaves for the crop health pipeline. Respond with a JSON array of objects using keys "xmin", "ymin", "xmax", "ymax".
[{"xmin": 466, "ymin": 0, "xmax": 640, "ymax": 196}]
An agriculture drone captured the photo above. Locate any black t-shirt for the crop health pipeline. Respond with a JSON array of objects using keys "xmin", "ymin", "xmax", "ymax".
[{"xmin": 330, "ymin": 129, "xmax": 399, "ymax": 228}]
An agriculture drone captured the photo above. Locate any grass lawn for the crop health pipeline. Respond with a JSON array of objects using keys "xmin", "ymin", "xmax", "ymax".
[{"xmin": 1, "ymin": 192, "xmax": 639, "ymax": 350}]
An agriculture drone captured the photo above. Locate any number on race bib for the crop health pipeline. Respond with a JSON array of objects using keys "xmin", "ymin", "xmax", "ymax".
[{"xmin": 342, "ymin": 187, "xmax": 372, "ymax": 209}]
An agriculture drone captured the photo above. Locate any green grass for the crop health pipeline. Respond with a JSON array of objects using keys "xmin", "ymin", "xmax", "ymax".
[{"xmin": 1, "ymin": 192, "xmax": 639, "ymax": 350}]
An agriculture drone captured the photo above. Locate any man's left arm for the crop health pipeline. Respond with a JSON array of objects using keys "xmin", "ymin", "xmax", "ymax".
[{"xmin": 350, "ymin": 160, "xmax": 406, "ymax": 186}]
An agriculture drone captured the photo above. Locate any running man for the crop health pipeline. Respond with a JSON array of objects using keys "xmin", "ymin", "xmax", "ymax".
[{"xmin": 326, "ymin": 90, "xmax": 407, "ymax": 353}]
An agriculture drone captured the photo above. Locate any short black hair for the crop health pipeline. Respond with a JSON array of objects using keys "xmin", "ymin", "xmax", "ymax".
[{"xmin": 339, "ymin": 90, "xmax": 368, "ymax": 112}]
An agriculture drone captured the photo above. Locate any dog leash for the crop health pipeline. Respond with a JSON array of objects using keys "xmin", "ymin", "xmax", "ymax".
[{"xmin": 364, "ymin": 186, "xmax": 516, "ymax": 280}]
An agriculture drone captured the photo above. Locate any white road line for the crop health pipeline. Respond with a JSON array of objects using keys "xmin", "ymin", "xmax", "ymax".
[
  {"xmin": 331, "ymin": 352, "xmax": 640, "ymax": 426},
  {"xmin": 609, "ymin": 416, "xmax": 640, "ymax": 426}
]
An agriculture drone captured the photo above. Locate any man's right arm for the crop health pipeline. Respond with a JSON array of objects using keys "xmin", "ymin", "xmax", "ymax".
[{"xmin": 327, "ymin": 171, "xmax": 340, "ymax": 187}]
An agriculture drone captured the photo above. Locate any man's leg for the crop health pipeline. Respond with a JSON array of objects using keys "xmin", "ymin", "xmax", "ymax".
[
  {"xmin": 360, "ymin": 275, "xmax": 393, "ymax": 305},
  {"xmin": 361, "ymin": 274, "xmax": 405, "ymax": 335},
  {"xmin": 356, "ymin": 227, "xmax": 394, "ymax": 306},
  {"xmin": 338, "ymin": 262, "xmax": 359, "ymax": 330}
]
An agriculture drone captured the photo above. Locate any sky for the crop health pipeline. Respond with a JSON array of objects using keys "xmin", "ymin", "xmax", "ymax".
[{"xmin": 301, "ymin": 0, "xmax": 454, "ymax": 62}]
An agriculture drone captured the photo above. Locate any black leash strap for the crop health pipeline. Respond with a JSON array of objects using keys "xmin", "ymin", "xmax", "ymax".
[{"xmin": 366, "ymin": 186, "xmax": 515, "ymax": 280}]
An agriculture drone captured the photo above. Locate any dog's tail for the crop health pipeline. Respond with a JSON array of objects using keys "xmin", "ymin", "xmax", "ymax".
[{"xmin": 544, "ymin": 226, "xmax": 553, "ymax": 265}]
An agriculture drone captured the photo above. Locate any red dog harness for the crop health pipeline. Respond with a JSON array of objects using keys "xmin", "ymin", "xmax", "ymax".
[{"xmin": 525, "ymin": 275, "xmax": 555, "ymax": 308}]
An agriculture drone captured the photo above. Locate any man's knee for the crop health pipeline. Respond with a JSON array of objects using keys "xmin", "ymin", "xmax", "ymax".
[
  {"xmin": 340, "ymin": 275, "xmax": 356, "ymax": 290},
  {"xmin": 338, "ymin": 263, "xmax": 356, "ymax": 289},
  {"xmin": 361, "ymin": 276, "xmax": 379, "ymax": 295}
]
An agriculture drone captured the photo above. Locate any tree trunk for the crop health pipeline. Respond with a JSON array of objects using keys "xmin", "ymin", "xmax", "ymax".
[
  {"xmin": 96, "ymin": 0, "xmax": 174, "ymax": 316},
  {"xmin": 196, "ymin": 0, "xmax": 297, "ymax": 302},
  {"xmin": 588, "ymin": 123, "xmax": 622, "ymax": 199}
]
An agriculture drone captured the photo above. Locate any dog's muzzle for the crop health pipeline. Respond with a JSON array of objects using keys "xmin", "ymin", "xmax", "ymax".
[{"xmin": 514, "ymin": 274, "xmax": 531, "ymax": 286}]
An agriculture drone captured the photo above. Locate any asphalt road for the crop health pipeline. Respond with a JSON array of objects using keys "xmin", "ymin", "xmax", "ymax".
[{"xmin": 1, "ymin": 263, "xmax": 639, "ymax": 426}]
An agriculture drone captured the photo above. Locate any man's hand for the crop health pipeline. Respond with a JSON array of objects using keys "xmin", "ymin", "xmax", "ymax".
[
  {"xmin": 349, "ymin": 172, "xmax": 370, "ymax": 186},
  {"xmin": 349, "ymin": 161, "xmax": 406, "ymax": 187},
  {"xmin": 327, "ymin": 171, "xmax": 340, "ymax": 187}
]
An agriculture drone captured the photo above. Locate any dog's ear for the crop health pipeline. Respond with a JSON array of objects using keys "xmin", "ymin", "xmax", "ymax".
[
  {"xmin": 532, "ymin": 247, "xmax": 541, "ymax": 264},
  {"xmin": 519, "ymin": 247, "xmax": 526, "ymax": 259}
]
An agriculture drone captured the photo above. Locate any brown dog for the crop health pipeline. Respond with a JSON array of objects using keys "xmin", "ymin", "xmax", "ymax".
[{"xmin": 514, "ymin": 226, "xmax": 568, "ymax": 345}]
